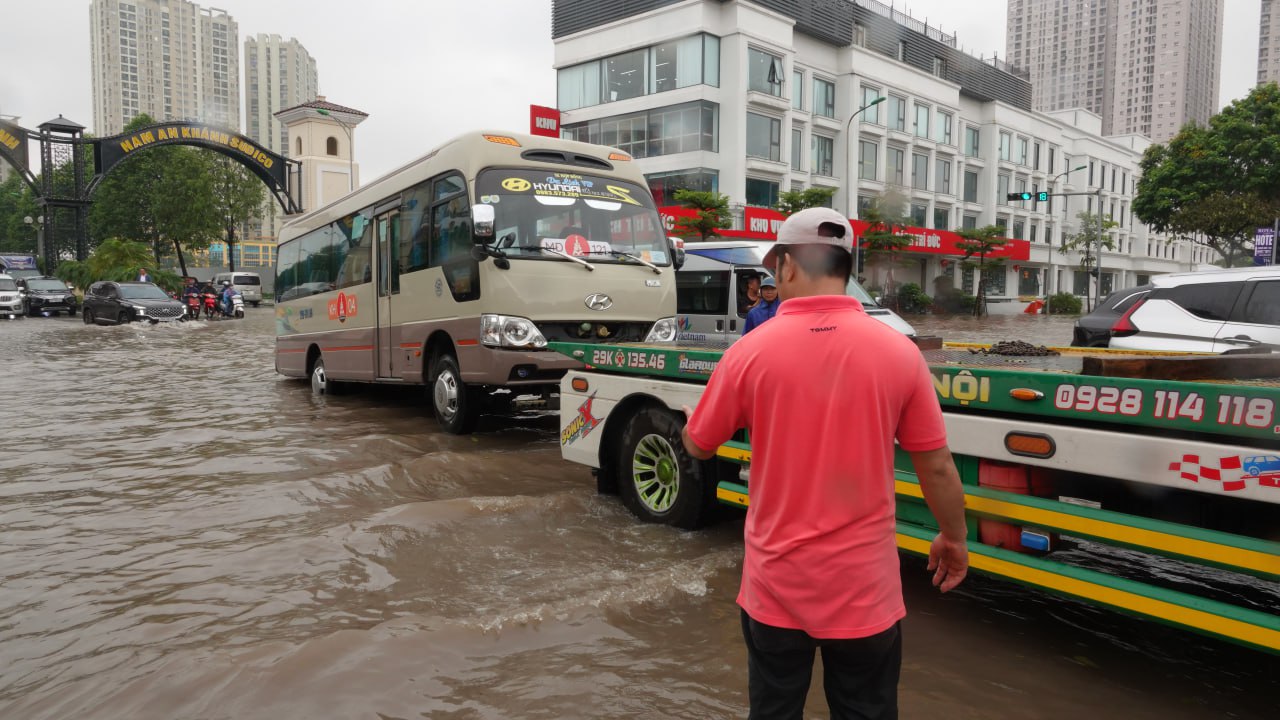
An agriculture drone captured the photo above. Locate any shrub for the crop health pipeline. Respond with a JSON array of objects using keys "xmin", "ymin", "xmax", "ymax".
[
  {"xmin": 895, "ymin": 282, "xmax": 933, "ymax": 314},
  {"xmin": 1046, "ymin": 292, "xmax": 1083, "ymax": 315},
  {"xmin": 932, "ymin": 291, "xmax": 976, "ymax": 315}
]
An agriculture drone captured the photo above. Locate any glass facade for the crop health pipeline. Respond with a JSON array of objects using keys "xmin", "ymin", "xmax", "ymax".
[
  {"xmin": 861, "ymin": 86, "xmax": 881, "ymax": 124},
  {"xmin": 746, "ymin": 112, "xmax": 781, "ymax": 161},
  {"xmin": 745, "ymin": 178, "xmax": 779, "ymax": 207},
  {"xmin": 813, "ymin": 78, "xmax": 835, "ymax": 118},
  {"xmin": 646, "ymin": 168, "xmax": 718, "ymax": 206},
  {"xmin": 858, "ymin": 140, "xmax": 878, "ymax": 180},
  {"xmin": 965, "ymin": 126, "xmax": 979, "ymax": 157},
  {"xmin": 812, "ymin": 134, "xmax": 834, "ymax": 176},
  {"xmin": 561, "ymin": 101, "xmax": 719, "ymax": 159},
  {"xmin": 558, "ymin": 34, "xmax": 720, "ymax": 110}
]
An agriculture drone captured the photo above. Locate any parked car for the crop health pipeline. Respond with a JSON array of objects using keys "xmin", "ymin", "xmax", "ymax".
[
  {"xmin": 1071, "ymin": 284, "xmax": 1152, "ymax": 347},
  {"xmin": 17, "ymin": 276, "xmax": 78, "ymax": 317},
  {"xmin": 1109, "ymin": 266, "xmax": 1280, "ymax": 353},
  {"xmin": 675, "ymin": 241, "xmax": 916, "ymax": 345},
  {"xmin": 82, "ymin": 281, "xmax": 187, "ymax": 325},
  {"xmin": 0, "ymin": 274, "xmax": 25, "ymax": 319}
]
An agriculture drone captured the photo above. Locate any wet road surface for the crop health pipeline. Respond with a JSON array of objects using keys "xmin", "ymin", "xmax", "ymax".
[{"xmin": 0, "ymin": 310, "xmax": 1275, "ymax": 719}]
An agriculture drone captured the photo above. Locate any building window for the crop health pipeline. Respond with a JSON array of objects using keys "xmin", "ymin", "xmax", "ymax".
[
  {"xmin": 791, "ymin": 128, "xmax": 803, "ymax": 170},
  {"xmin": 748, "ymin": 48, "xmax": 783, "ymax": 96},
  {"xmin": 936, "ymin": 158, "xmax": 952, "ymax": 194},
  {"xmin": 646, "ymin": 168, "xmax": 718, "ymax": 206},
  {"xmin": 650, "ymin": 34, "xmax": 717, "ymax": 94},
  {"xmin": 965, "ymin": 127, "xmax": 979, "ymax": 157},
  {"xmin": 792, "ymin": 70, "xmax": 804, "ymax": 109},
  {"xmin": 910, "ymin": 203, "xmax": 928, "ymax": 226},
  {"xmin": 897, "ymin": 40, "xmax": 907, "ymax": 61},
  {"xmin": 962, "ymin": 214, "xmax": 978, "ymax": 229},
  {"xmin": 999, "ymin": 131, "xmax": 1012, "ymax": 161},
  {"xmin": 813, "ymin": 78, "xmax": 836, "ymax": 118},
  {"xmin": 887, "ymin": 95, "xmax": 906, "ymax": 131},
  {"xmin": 606, "ymin": 48, "xmax": 647, "ymax": 102},
  {"xmin": 1013, "ymin": 220, "xmax": 1025, "ymax": 239},
  {"xmin": 888, "ymin": 147, "xmax": 905, "ymax": 186},
  {"xmin": 745, "ymin": 178, "xmax": 779, "ymax": 207},
  {"xmin": 933, "ymin": 207, "xmax": 949, "ymax": 230},
  {"xmin": 1033, "ymin": 142, "xmax": 1041, "ymax": 170},
  {"xmin": 912, "ymin": 152, "xmax": 929, "ymax": 190},
  {"xmin": 963, "ymin": 169, "xmax": 979, "ymax": 203},
  {"xmin": 1029, "ymin": 224, "xmax": 1038, "ymax": 243},
  {"xmin": 861, "ymin": 86, "xmax": 881, "ymax": 124},
  {"xmin": 858, "ymin": 140, "xmax": 878, "ymax": 181},
  {"xmin": 295, "ymin": 137, "xmax": 302, "ymax": 155},
  {"xmin": 562, "ymin": 100, "xmax": 719, "ymax": 160},
  {"xmin": 1014, "ymin": 177, "xmax": 1026, "ymax": 198},
  {"xmin": 812, "ymin": 134, "xmax": 834, "ymax": 176},
  {"xmin": 997, "ymin": 174, "xmax": 1010, "ymax": 205},
  {"xmin": 1049, "ymin": 147, "xmax": 1056, "ymax": 174},
  {"xmin": 933, "ymin": 56, "xmax": 945, "ymax": 77},
  {"xmin": 1016, "ymin": 137, "xmax": 1029, "ymax": 165},
  {"xmin": 746, "ymin": 112, "xmax": 781, "ymax": 161},
  {"xmin": 936, "ymin": 111, "xmax": 953, "ymax": 145},
  {"xmin": 326, "ymin": 136, "xmax": 338, "ymax": 155},
  {"xmin": 914, "ymin": 104, "xmax": 930, "ymax": 138},
  {"xmin": 858, "ymin": 194, "xmax": 877, "ymax": 214}
]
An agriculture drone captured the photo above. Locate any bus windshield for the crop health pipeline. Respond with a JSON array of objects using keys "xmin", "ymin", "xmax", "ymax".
[{"xmin": 475, "ymin": 168, "xmax": 670, "ymax": 266}]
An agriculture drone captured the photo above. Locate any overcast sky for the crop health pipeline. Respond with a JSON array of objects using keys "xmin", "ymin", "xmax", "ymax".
[{"xmin": 0, "ymin": 0, "xmax": 1263, "ymax": 182}]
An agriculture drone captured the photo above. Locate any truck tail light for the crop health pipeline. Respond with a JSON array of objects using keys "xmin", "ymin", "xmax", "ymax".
[{"xmin": 1110, "ymin": 298, "xmax": 1145, "ymax": 337}]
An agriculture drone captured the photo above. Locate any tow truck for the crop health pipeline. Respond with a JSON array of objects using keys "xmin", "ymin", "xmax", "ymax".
[{"xmin": 551, "ymin": 339, "xmax": 1280, "ymax": 654}]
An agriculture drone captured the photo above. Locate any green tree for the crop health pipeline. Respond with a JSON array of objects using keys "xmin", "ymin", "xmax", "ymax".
[
  {"xmin": 955, "ymin": 225, "xmax": 1008, "ymax": 317},
  {"xmin": 56, "ymin": 238, "xmax": 181, "ymax": 293},
  {"xmin": 89, "ymin": 114, "xmax": 220, "ymax": 275},
  {"xmin": 1134, "ymin": 83, "xmax": 1280, "ymax": 266},
  {"xmin": 207, "ymin": 157, "xmax": 266, "ymax": 272},
  {"xmin": 774, "ymin": 187, "xmax": 836, "ymax": 216},
  {"xmin": 859, "ymin": 191, "xmax": 913, "ymax": 303},
  {"xmin": 1057, "ymin": 211, "xmax": 1118, "ymax": 312},
  {"xmin": 0, "ymin": 174, "xmax": 41, "ymax": 254},
  {"xmin": 671, "ymin": 188, "xmax": 732, "ymax": 241}
]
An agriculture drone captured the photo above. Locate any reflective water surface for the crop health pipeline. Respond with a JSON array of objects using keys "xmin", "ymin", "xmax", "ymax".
[{"xmin": 0, "ymin": 311, "xmax": 1274, "ymax": 719}]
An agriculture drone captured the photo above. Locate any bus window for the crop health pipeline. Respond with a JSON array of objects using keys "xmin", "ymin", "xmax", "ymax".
[
  {"xmin": 336, "ymin": 210, "xmax": 374, "ymax": 289},
  {"xmin": 400, "ymin": 179, "xmax": 431, "ymax": 275},
  {"xmin": 299, "ymin": 227, "xmax": 335, "ymax": 295},
  {"xmin": 276, "ymin": 241, "xmax": 299, "ymax": 302}
]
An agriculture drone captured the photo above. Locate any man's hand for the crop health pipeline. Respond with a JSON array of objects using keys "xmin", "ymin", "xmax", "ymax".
[
  {"xmin": 927, "ymin": 532, "xmax": 969, "ymax": 593},
  {"xmin": 681, "ymin": 404, "xmax": 695, "ymax": 421},
  {"xmin": 680, "ymin": 404, "xmax": 714, "ymax": 460}
]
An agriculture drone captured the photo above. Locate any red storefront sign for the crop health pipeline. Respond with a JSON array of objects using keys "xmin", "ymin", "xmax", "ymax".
[
  {"xmin": 658, "ymin": 205, "xmax": 1030, "ymax": 261},
  {"xmin": 529, "ymin": 105, "xmax": 561, "ymax": 137}
]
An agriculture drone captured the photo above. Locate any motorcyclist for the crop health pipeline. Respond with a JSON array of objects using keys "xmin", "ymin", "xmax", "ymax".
[
  {"xmin": 220, "ymin": 280, "xmax": 240, "ymax": 317},
  {"xmin": 181, "ymin": 278, "xmax": 202, "ymax": 317}
]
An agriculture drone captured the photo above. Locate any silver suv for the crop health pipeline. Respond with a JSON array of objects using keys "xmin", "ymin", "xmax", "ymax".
[
  {"xmin": 1108, "ymin": 266, "xmax": 1280, "ymax": 353},
  {"xmin": 0, "ymin": 274, "xmax": 25, "ymax": 319}
]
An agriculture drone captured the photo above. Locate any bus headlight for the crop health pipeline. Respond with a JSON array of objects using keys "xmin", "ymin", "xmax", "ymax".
[
  {"xmin": 645, "ymin": 317, "xmax": 678, "ymax": 344},
  {"xmin": 480, "ymin": 314, "xmax": 548, "ymax": 349}
]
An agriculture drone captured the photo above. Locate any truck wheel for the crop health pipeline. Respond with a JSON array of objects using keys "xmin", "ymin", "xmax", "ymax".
[
  {"xmin": 430, "ymin": 352, "xmax": 479, "ymax": 434},
  {"xmin": 310, "ymin": 356, "xmax": 344, "ymax": 395},
  {"xmin": 616, "ymin": 406, "xmax": 712, "ymax": 529}
]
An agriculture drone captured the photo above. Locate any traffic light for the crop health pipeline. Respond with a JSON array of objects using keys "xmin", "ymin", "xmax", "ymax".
[
  {"xmin": 1006, "ymin": 192, "xmax": 1033, "ymax": 202},
  {"xmin": 1036, "ymin": 191, "xmax": 1049, "ymax": 202}
]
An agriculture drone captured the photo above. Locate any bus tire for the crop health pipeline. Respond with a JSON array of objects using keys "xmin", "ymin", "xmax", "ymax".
[
  {"xmin": 310, "ymin": 356, "xmax": 344, "ymax": 396},
  {"xmin": 430, "ymin": 352, "xmax": 480, "ymax": 434},
  {"xmin": 616, "ymin": 405, "xmax": 712, "ymax": 530}
]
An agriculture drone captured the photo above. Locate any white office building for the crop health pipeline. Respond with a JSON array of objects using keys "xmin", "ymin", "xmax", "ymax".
[{"xmin": 552, "ymin": 0, "xmax": 1213, "ymax": 303}]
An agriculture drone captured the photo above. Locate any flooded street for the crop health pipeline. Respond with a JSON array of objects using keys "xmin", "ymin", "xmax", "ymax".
[{"xmin": 0, "ymin": 310, "xmax": 1274, "ymax": 719}]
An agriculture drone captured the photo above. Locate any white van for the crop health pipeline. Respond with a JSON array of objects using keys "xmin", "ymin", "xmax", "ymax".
[
  {"xmin": 213, "ymin": 272, "xmax": 263, "ymax": 306},
  {"xmin": 675, "ymin": 242, "xmax": 916, "ymax": 345}
]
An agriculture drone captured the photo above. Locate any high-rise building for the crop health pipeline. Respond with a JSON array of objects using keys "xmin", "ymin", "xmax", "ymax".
[
  {"xmin": 1006, "ymin": 0, "xmax": 1224, "ymax": 142},
  {"xmin": 1261, "ymin": 1, "xmax": 1280, "ymax": 86},
  {"xmin": 243, "ymin": 34, "xmax": 319, "ymax": 245},
  {"xmin": 89, "ymin": 0, "xmax": 240, "ymax": 136}
]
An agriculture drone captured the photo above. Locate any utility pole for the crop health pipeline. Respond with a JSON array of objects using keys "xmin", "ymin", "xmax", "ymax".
[{"xmin": 1095, "ymin": 185, "xmax": 1104, "ymax": 308}]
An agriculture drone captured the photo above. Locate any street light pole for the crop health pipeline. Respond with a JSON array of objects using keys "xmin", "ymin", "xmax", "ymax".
[
  {"xmin": 845, "ymin": 95, "xmax": 886, "ymax": 275},
  {"xmin": 315, "ymin": 108, "xmax": 354, "ymax": 192},
  {"xmin": 1095, "ymin": 184, "xmax": 1105, "ymax": 308},
  {"xmin": 23, "ymin": 215, "xmax": 44, "ymax": 264}
]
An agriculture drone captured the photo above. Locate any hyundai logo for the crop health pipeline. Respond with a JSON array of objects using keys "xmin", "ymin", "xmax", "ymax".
[{"xmin": 584, "ymin": 293, "xmax": 613, "ymax": 311}]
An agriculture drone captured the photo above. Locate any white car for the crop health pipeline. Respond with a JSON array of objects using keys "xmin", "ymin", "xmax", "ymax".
[{"xmin": 1108, "ymin": 266, "xmax": 1280, "ymax": 353}]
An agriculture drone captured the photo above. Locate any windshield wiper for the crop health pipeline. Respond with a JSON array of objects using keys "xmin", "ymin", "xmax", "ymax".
[
  {"xmin": 514, "ymin": 244, "xmax": 595, "ymax": 271},
  {"xmin": 587, "ymin": 250, "xmax": 662, "ymax": 274}
]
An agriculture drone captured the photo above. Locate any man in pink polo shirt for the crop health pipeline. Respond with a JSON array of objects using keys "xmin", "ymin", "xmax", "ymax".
[{"xmin": 681, "ymin": 207, "xmax": 969, "ymax": 720}]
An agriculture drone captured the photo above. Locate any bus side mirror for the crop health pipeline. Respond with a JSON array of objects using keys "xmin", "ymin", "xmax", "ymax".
[
  {"xmin": 472, "ymin": 204, "xmax": 495, "ymax": 240},
  {"xmin": 669, "ymin": 236, "xmax": 685, "ymax": 270}
]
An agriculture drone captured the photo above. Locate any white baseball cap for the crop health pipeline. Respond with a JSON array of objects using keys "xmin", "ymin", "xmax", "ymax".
[{"xmin": 763, "ymin": 207, "xmax": 855, "ymax": 269}]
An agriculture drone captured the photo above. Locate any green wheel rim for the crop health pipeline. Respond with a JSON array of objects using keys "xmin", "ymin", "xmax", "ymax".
[{"xmin": 632, "ymin": 433, "xmax": 679, "ymax": 514}]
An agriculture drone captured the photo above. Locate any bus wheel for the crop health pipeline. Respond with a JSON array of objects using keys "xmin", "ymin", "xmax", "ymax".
[
  {"xmin": 430, "ymin": 352, "xmax": 479, "ymax": 434},
  {"xmin": 310, "ymin": 357, "xmax": 343, "ymax": 396},
  {"xmin": 616, "ymin": 406, "xmax": 711, "ymax": 530}
]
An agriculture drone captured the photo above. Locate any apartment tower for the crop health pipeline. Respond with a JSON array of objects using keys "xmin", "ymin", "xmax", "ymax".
[
  {"xmin": 89, "ymin": 0, "xmax": 240, "ymax": 136},
  {"xmin": 1261, "ymin": 1, "xmax": 1280, "ymax": 86},
  {"xmin": 244, "ymin": 34, "xmax": 319, "ymax": 243},
  {"xmin": 1006, "ymin": 0, "xmax": 1224, "ymax": 142}
]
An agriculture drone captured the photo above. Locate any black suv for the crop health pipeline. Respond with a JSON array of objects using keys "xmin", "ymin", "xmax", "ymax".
[
  {"xmin": 83, "ymin": 281, "xmax": 186, "ymax": 325},
  {"xmin": 17, "ymin": 276, "xmax": 78, "ymax": 317}
]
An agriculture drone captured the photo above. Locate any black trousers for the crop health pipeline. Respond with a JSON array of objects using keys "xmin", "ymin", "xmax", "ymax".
[{"xmin": 740, "ymin": 610, "xmax": 901, "ymax": 720}]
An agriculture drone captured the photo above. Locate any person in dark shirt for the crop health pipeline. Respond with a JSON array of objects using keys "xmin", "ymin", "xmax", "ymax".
[{"xmin": 742, "ymin": 276, "xmax": 780, "ymax": 334}]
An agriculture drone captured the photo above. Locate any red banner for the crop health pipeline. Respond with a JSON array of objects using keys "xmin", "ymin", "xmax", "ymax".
[
  {"xmin": 529, "ymin": 105, "xmax": 561, "ymax": 138},
  {"xmin": 658, "ymin": 205, "xmax": 1030, "ymax": 261}
]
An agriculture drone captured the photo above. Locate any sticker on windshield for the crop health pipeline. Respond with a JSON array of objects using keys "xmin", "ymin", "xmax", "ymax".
[
  {"xmin": 497, "ymin": 171, "xmax": 642, "ymax": 206},
  {"xmin": 541, "ymin": 236, "xmax": 612, "ymax": 257}
]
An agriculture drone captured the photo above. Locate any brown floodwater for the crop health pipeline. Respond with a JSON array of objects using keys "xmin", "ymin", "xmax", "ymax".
[{"xmin": 0, "ymin": 310, "xmax": 1274, "ymax": 719}]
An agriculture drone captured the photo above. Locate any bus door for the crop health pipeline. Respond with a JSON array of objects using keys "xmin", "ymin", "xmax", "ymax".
[{"xmin": 375, "ymin": 207, "xmax": 401, "ymax": 378}]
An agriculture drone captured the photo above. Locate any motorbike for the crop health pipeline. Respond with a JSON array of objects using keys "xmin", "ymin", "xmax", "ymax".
[
  {"xmin": 227, "ymin": 292, "xmax": 245, "ymax": 319},
  {"xmin": 202, "ymin": 291, "xmax": 219, "ymax": 320},
  {"xmin": 184, "ymin": 293, "xmax": 202, "ymax": 320}
]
